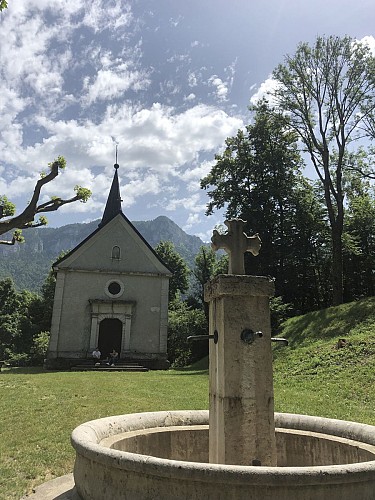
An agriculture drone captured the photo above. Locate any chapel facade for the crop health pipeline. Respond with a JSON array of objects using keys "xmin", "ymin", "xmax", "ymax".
[{"xmin": 45, "ymin": 163, "xmax": 171, "ymax": 370}]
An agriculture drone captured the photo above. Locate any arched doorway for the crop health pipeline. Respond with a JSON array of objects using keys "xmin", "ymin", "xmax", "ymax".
[{"xmin": 98, "ymin": 318, "xmax": 122, "ymax": 359}]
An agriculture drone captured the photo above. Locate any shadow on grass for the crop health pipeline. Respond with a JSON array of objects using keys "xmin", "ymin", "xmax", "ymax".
[
  {"xmin": 282, "ymin": 297, "xmax": 375, "ymax": 347},
  {"xmin": 0, "ymin": 366, "xmax": 63, "ymax": 375},
  {"xmin": 171, "ymin": 369, "xmax": 209, "ymax": 376},
  {"xmin": 171, "ymin": 356, "xmax": 209, "ymax": 375}
]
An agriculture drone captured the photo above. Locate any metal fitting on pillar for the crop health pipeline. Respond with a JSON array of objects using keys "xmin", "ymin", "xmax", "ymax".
[
  {"xmin": 240, "ymin": 329, "xmax": 263, "ymax": 344},
  {"xmin": 187, "ymin": 329, "xmax": 219, "ymax": 344}
]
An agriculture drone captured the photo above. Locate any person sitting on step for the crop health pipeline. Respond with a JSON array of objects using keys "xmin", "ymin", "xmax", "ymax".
[
  {"xmin": 107, "ymin": 349, "xmax": 119, "ymax": 366},
  {"xmin": 92, "ymin": 347, "xmax": 101, "ymax": 365}
]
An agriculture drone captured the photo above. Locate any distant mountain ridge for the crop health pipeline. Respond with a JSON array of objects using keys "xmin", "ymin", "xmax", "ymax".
[{"xmin": 0, "ymin": 216, "xmax": 205, "ymax": 291}]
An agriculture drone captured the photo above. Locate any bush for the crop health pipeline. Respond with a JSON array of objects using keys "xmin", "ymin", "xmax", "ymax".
[
  {"xmin": 168, "ymin": 301, "xmax": 207, "ymax": 367},
  {"xmin": 270, "ymin": 296, "xmax": 294, "ymax": 335},
  {"xmin": 30, "ymin": 331, "xmax": 50, "ymax": 365}
]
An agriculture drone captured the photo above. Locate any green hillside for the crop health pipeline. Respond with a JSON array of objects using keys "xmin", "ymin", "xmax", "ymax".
[
  {"xmin": 273, "ymin": 297, "xmax": 375, "ymax": 424},
  {"xmin": 189, "ymin": 297, "xmax": 375, "ymax": 424}
]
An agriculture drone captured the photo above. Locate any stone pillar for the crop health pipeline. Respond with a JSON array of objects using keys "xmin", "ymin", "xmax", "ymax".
[{"xmin": 205, "ymin": 274, "xmax": 277, "ymax": 466}]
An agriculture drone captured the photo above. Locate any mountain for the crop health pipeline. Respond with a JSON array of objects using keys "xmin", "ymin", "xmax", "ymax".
[{"xmin": 0, "ymin": 216, "xmax": 206, "ymax": 292}]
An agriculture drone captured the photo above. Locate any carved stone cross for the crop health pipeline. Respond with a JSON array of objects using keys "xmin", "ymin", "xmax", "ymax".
[{"xmin": 211, "ymin": 219, "xmax": 261, "ymax": 275}]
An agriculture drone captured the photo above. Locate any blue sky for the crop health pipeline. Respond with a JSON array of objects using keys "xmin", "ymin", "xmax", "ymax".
[{"xmin": 1, "ymin": 0, "xmax": 374, "ymax": 241}]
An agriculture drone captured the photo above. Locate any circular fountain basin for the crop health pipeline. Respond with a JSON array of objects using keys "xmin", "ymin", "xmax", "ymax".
[{"xmin": 71, "ymin": 410, "xmax": 375, "ymax": 500}]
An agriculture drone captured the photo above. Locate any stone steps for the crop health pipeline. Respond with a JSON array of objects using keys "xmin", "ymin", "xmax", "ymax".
[{"xmin": 71, "ymin": 362, "xmax": 149, "ymax": 372}]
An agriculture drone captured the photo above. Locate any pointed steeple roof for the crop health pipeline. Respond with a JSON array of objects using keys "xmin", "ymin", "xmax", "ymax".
[{"xmin": 99, "ymin": 163, "xmax": 123, "ymax": 227}]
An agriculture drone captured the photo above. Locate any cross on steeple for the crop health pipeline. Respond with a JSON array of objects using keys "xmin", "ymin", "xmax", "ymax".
[{"xmin": 211, "ymin": 219, "xmax": 261, "ymax": 274}]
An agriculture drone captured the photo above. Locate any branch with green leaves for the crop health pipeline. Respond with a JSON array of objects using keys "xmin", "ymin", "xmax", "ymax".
[{"xmin": 0, "ymin": 156, "xmax": 92, "ymax": 245}]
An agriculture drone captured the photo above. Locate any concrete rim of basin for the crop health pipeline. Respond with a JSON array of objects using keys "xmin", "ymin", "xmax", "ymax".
[{"xmin": 71, "ymin": 410, "xmax": 375, "ymax": 486}]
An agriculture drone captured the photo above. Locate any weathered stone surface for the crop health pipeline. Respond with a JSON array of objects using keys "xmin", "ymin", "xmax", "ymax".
[
  {"xmin": 206, "ymin": 274, "xmax": 277, "ymax": 466},
  {"xmin": 210, "ymin": 219, "xmax": 261, "ymax": 275},
  {"xmin": 70, "ymin": 410, "xmax": 375, "ymax": 500}
]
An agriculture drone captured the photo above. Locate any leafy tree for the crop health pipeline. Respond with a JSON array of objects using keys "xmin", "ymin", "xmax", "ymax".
[
  {"xmin": 154, "ymin": 241, "xmax": 190, "ymax": 301},
  {"xmin": 0, "ymin": 1, "xmax": 7, "ymax": 11},
  {"xmin": 190, "ymin": 246, "xmax": 217, "ymax": 317},
  {"xmin": 38, "ymin": 264, "xmax": 58, "ymax": 331},
  {"xmin": 30, "ymin": 331, "xmax": 50, "ymax": 365},
  {"xmin": 0, "ymin": 276, "xmax": 53, "ymax": 364},
  {"xmin": 167, "ymin": 300, "xmax": 207, "ymax": 367},
  {"xmin": 189, "ymin": 246, "xmax": 229, "ymax": 317},
  {"xmin": 202, "ymin": 102, "xmax": 313, "ymax": 301},
  {"xmin": 272, "ymin": 35, "xmax": 375, "ymax": 305},
  {"xmin": 202, "ymin": 100, "xmax": 305, "ymax": 279},
  {"xmin": 0, "ymin": 278, "xmax": 29, "ymax": 361},
  {"xmin": 343, "ymin": 176, "xmax": 375, "ymax": 300},
  {"xmin": 0, "ymin": 156, "xmax": 91, "ymax": 245}
]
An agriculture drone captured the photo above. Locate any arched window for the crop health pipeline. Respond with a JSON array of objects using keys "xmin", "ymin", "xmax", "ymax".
[{"xmin": 112, "ymin": 245, "xmax": 121, "ymax": 260}]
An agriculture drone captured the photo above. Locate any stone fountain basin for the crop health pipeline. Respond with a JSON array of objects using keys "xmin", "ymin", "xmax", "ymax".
[{"xmin": 71, "ymin": 410, "xmax": 375, "ymax": 500}]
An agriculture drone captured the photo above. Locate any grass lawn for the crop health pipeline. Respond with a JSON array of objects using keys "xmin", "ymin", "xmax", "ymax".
[
  {"xmin": 1, "ymin": 297, "xmax": 374, "ymax": 499},
  {"xmin": 0, "ymin": 366, "xmax": 208, "ymax": 499}
]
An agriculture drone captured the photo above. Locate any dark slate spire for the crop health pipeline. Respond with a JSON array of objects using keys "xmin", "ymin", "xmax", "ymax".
[{"xmin": 99, "ymin": 162, "xmax": 123, "ymax": 227}]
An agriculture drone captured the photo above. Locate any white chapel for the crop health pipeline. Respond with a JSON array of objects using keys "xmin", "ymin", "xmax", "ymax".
[{"xmin": 46, "ymin": 163, "xmax": 171, "ymax": 370}]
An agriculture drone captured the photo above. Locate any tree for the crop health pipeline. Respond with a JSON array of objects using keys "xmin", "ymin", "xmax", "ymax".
[
  {"xmin": 190, "ymin": 246, "xmax": 217, "ymax": 317},
  {"xmin": 272, "ymin": 35, "xmax": 375, "ymax": 305},
  {"xmin": 189, "ymin": 245, "xmax": 229, "ymax": 318},
  {"xmin": 0, "ymin": 278, "xmax": 36, "ymax": 362},
  {"xmin": 0, "ymin": 1, "xmax": 7, "ymax": 11},
  {"xmin": 0, "ymin": 156, "xmax": 91, "ymax": 245},
  {"xmin": 343, "ymin": 176, "xmax": 375, "ymax": 300},
  {"xmin": 202, "ymin": 100, "xmax": 305, "ymax": 278},
  {"xmin": 202, "ymin": 102, "xmax": 306, "ymax": 288},
  {"xmin": 154, "ymin": 241, "xmax": 190, "ymax": 302},
  {"xmin": 201, "ymin": 101, "xmax": 334, "ymax": 313},
  {"xmin": 167, "ymin": 300, "xmax": 207, "ymax": 367}
]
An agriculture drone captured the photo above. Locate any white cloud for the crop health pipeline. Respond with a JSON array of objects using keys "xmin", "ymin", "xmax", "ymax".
[
  {"xmin": 184, "ymin": 93, "xmax": 196, "ymax": 102},
  {"xmin": 165, "ymin": 193, "xmax": 205, "ymax": 214},
  {"xmin": 0, "ymin": 97, "xmax": 242, "ymax": 217},
  {"xmin": 358, "ymin": 35, "xmax": 375, "ymax": 55},
  {"xmin": 183, "ymin": 212, "xmax": 202, "ymax": 231},
  {"xmin": 250, "ymin": 77, "xmax": 280, "ymax": 105},
  {"xmin": 188, "ymin": 72, "xmax": 198, "ymax": 87},
  {"xmin": 82, "ymin": 0, "xmax": 132, "ymax": 32},
  {"xmin": 209, "ymin": 76, "xmax": 229, "ymax": 102},
  {"xmin": 84, "ymin": 67, "xmax": 150, "ymax": 104},
  {"xmin": 180, "ymin": 160, "xmax": 215, "ymax": 192}
]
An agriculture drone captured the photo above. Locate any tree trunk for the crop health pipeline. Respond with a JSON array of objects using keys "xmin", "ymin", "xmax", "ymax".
[{"xmin": 331, "ymin": 224, "xmax": 344, "ymax": 306}]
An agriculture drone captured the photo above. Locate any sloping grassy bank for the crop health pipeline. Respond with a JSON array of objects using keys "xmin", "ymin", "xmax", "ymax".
[{"xmin": 273, "ymin": 296, "xmax": 375, "ymax": 424}]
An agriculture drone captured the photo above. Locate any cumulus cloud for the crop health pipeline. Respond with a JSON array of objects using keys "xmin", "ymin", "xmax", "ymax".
[
  {"xmin": 0, "ymin": 98, "xmax": 242, "ymax": 218},
  {"xmin": 84, "ymin": 67, "xmax": 150, "ymax": 104},
  {"xmin": 208, "ymin": 61, "xmax": 236, "ymax": 103},
  {"xmin": 358, "ymin": 35, "xmax": 375, "ymax": 55},
  {"xmin": 249, "ymin": 77, "xmax": 280, "ymax": 105},
  {"xmin": 183, "ymin": 212, "xmax": 201, "ymax": 231},
  {"xmin": 0, "ymin": 0, "xmax": 244, "ymax": 236},
  {"xmin": 180, "ymin": 160, "xmax": 215, "ymax": 192},
  {"xmin": 165, "ymin": 193, "xmax": 205, "ymax": 214},
  {"xmin": 209, "ymin": 76, "xmax": 229, "ymax": 102}
]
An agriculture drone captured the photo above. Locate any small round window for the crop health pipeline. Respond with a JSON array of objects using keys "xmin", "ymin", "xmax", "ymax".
[
  {"xmin": 105, "ymin": 279, "xmax": 124, "ymax": 298},
  {"xmin": 108, "ymin": 282, "xmax": 121, "ymax": 295}
]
